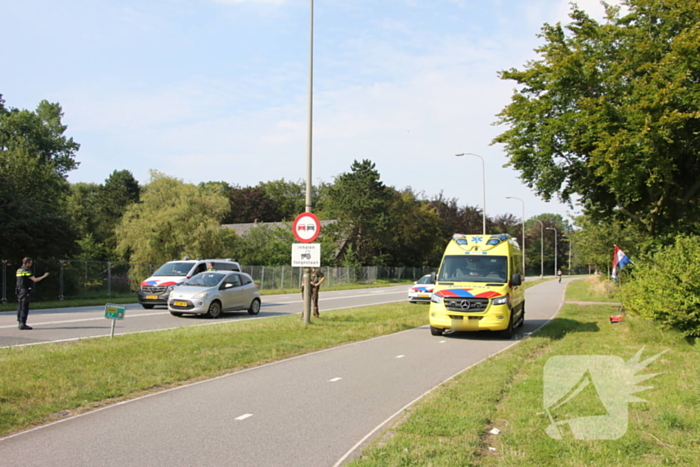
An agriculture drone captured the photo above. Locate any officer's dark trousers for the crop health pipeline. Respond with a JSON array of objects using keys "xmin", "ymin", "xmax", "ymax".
[
  {"xmin": 17, "ymin": 289, "xmax": 30, "ymax": 324},
  {"xmin": 300, "ymin": 286, "xmax": 321, "ymax": 317}
]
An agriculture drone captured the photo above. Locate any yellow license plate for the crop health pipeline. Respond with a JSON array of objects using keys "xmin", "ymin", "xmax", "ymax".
[
  {"xmin": 418, "ymin": 294, "xmax": 429, "ymax": 297},
  {"xmin": 146, "ymin": 295, "xmax": 158, "ymax": 299},
  {"xmin": 174, "ymin": 301, "xmax": 188, "ymax": 307}
]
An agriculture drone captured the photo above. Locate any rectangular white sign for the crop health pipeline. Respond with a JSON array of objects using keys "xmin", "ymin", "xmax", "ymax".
[{"xmin": 291, "ymin": 243, "xmax": 321, "ymax": 267}]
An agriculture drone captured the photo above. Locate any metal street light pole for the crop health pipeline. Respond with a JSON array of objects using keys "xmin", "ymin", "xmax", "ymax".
[
  {"xmin": 562, "ymin": 235, "xmax": 572, "ymax": 274},
  {"xmin": 546, "ymin": 227, "xmax": 558, "ymax": 276},
  {"xmin": 302, "ymin": 0, "xmax": 314, "ymax": 324},
  {"xmin": 506, "ymin": 196, "xmax": 525, "ymax": 276},
  {"xmin": 455, "ymin": 153, "xmax": 486, "ymax": 235},
  {"xmin": 535, "ymin": 220, "xmax": 544, "ymax": 278}
]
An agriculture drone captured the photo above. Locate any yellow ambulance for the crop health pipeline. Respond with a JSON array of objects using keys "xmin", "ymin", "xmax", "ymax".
[{"xmin": 429, "ymin": 233, "xmax": 525, "ymax": 338}]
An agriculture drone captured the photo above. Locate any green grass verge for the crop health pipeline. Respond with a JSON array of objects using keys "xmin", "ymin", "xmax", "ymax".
[
  {"xmin": 565, "ymin": 276, "xmax": 619, "ymax": 302},
  {"xmin": 0, "ymin": 302, "xmax": 427, "ymax": 438},
  {"xmin": 348, "ymin": 281, "xmax": 699, "ymax": 466}
]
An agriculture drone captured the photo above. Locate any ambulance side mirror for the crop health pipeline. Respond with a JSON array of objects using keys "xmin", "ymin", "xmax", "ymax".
[
  {"xmin": 430, "ymin": 272, "xmax": 436, "ymax": 284},
  {"xmin": 511, "ymin": 273, "xmax": 522, "ymax": 286}
]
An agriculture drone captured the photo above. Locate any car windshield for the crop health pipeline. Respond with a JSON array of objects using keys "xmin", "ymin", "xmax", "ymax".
[
  {"xmin": 152, "ymin": 262, "xmax": 193, "ymax": 277},
  {"xmin": 417, "ymin": 275, "xmax": 432, "ymax": 285},
  {"xmin": 438, "ymin": 255, "xmax": 507, "ymax": 283},
  {"xmin": 183, "ymin": 272, "xmax": 225, "ymax": 287}
]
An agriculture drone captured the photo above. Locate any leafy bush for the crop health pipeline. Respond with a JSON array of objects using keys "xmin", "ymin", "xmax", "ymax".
[{"xmin": 620, "ymin": 236, "xmax": 700, "ymax": 337}]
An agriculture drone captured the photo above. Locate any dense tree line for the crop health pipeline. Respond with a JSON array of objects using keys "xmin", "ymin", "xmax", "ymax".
[
  {"xmin": 494, "ymin": 0, "xmax": 700, "ymax": 335},
  {"xmin": 1, "ymin": 94, "xmax": 573, "ymax": 277}
]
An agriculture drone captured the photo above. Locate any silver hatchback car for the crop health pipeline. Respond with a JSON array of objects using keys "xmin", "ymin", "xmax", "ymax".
[{"xmin": 168, "ymin": 271, "xmax": 261, "ymax": 318}]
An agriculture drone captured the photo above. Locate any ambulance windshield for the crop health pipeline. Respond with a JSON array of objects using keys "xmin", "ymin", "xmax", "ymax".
[{"xmin": 438, "ymin": 255, "xmax": 507, "ymax": 283}]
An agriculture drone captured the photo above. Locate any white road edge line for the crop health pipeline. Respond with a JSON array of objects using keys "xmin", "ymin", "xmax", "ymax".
[
  {"xmin": 331, "ymin": 288, "xmax": 568, "ymax": 467},
  {"xmin": 235, "ymin": 414, "xmax": 253, "ymax": 421},
  {"xmin": 329, "ymin": 377, "xmax": 342, "ymax": 382},
  {"xmin": 0, "ymin": 299, "xmax": 405, "ymax": 349}
]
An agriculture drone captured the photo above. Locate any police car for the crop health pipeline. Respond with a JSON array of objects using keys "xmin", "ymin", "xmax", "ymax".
[
  {"xmin": 408, "ymin": 274, "xmax": 435, "ymax": 303},
  {"xmin": 138, "ymin": 258, "xmax": 241, "ymax": 309}
]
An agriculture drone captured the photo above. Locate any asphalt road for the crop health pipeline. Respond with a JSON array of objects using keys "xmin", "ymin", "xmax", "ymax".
[
  {"xmin": 0, "ymin": 286, "xmax": 409, "ymax": 348},
  {"xmin": 0, "ymin": 278, "xmax": 572, "ymax": 466}
]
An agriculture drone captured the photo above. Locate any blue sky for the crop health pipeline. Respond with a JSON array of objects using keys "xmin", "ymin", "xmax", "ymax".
[{"xmin": 2, "ymin": 0, "xmax": 618, "ymax": 220}]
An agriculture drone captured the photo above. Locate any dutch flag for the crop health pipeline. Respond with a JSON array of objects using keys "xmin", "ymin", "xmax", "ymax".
[{"xmin": 612, "ymin": 245, "xmax": 632, "ymax": 282}]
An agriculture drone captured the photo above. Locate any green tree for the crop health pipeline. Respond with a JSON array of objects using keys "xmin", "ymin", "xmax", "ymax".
[
  {"xmin": 0, "ymin": 95, "xmax": 80, "ymax": 260},
  {"xmin": 321, "ymin": 160, "xmax": 392, "ymax": 265},
  {"xmin": 65, "ymin": 183, "xmax": 106, "ymax": 260},
  {"xmin": 257, "ymin": 179, "xmax": 309, "ymax": 220},
  {"xmin": 116, "ymin": 171, "xmax": 230, "ymax": 285},
  {"xmin": 570, "ymin": 214, "xmax": 645, "ymax": 275},
  {"xmin": 98, "ymin": 170, "xmax": 140, "ymax": 258},
  {"xmin": 229, "ymin": 223, "xmax": 295, "ymax": 266},
  {"xmin": 493, "ymin": 0, "xmax": 700, "ymax": 240},
  {"xmin": 383, "ymin": 189, "xmax": 443, "ymax": 267}
]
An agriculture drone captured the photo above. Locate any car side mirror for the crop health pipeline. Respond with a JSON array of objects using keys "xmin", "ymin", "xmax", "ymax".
[
  {"xmin": 430, "ymin": 272, "xmax": 436, "ymax": 283},
  {"xmin": 511, "ymin": 273, "xmax": 522, "ymax": 286}
]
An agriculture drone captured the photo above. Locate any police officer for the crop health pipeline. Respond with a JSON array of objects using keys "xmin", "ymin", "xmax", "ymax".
[
  {"xmin": 300, "ymin": 267, "xmax": 326, "ymax": 318},
  {"xmin": 309, "ymin": 267, "xmax": 326, "ymax": 318},
  {"xmin": 16, "ymin": 257, "xmax": 49, "ymax": 330}
]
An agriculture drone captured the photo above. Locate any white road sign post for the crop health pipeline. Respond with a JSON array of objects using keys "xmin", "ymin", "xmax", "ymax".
[{"xmin": 292, "ymin": 244, "xmax": 321, "ymax": 268}]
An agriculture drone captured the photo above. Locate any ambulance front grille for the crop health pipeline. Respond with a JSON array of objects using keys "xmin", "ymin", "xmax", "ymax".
[
  {"xmin": 141, "ymin": 286, "xmax": 166, "ymax": 294},
  {"xmin": 444, "ymin": 297, "xmax": 489, "ymax": 312}
]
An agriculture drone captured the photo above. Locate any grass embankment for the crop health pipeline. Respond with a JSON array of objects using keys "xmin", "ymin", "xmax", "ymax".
[
  {"xmin": 0, "ymin": 301, "xmax": 426, "ymax": 438},
  {"xmin": 349, "ymin": 278, "xmax": 699, "ymax": 466}
]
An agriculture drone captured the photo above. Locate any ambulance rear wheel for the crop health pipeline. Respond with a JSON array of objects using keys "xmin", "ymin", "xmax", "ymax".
[{"xmin": 430, "ymin": 325, "xmax": 444, "ymax": 336}]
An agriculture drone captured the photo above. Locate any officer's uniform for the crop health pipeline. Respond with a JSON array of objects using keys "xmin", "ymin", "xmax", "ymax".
[
  {"xmin": 300, "ymin": 268, "xmax": 325, "ymax": 317},
  {"xmin": 309, "ymin": 268, "xmax": 325, "ymax": 317},
  {"xmin": 16, "ymin": 265, "xmax": 33, "ymax": 328}
]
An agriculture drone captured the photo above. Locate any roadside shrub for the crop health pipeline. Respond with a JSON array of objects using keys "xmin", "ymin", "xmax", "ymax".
[{"xmin": 620, "ymin": 236, "xmax": 700, "ymax": 337}]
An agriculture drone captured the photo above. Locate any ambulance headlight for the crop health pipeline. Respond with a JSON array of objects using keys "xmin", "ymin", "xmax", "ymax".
[
  {"xmin": 431, "ymin": 294, "xmax": 443, "ymax": 304},
  {"xmin": 492, "ymin": 296, "xmax": 508, "ymax": 306}
]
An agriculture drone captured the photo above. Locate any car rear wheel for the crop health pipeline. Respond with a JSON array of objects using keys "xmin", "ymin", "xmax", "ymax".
[
  {"xmin": 207, "ymin": 301, "xmax": 222, "ymax": 319},
  {"xmin": 170, "ymin": 311, "xmax": 183, "ymax": 317},
  {"xmin": 430, "ymin": 325, "xmax": 444, "ymax": 336},
  {"xmin": 142, "ymin": 304, "xmax": 154, "ymax": 309},
  {"xmin": 248, "ymin": 298, "xmax": 261, "ymax": 315}
]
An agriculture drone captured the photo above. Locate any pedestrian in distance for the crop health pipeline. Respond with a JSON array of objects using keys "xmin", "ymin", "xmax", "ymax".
[
  {"xmin": 557, "ymin": 268, "xmax": 563, "ymax": 283},
  {"xmin": 301, "ymin": 267, "xmax": 326, "ymax": 318},
  {"xmin": 16, "ymin": 257, "xmax": 49, "ymax": 330}
]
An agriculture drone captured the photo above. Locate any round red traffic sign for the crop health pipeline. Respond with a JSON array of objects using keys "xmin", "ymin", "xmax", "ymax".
[{"xmin": 292, "ymin": 212, "xmax": 321, "ymax": 243}]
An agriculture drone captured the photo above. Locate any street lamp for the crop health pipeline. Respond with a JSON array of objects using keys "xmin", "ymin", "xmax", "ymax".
[
  {"xmin": 546, "ymin": 227, "xmax": 558, "ymax": 276},
  {"xmin": 562, "ymin": 235, "xmax": 572, "ymax": 274},
  {"xmin": 535, "ymin": 220, "xmax": 544, "ymax": 278},
  {"xmin": 302, "ymin": 0, "xmax": 315, "ymax": 324},
  {"xmin": 455, "ymin": 153, "xmax": 486, "ymax": 235},
  {"xmin": 506, "ymin": 196, "xmax": 526, "ymax": 276}
]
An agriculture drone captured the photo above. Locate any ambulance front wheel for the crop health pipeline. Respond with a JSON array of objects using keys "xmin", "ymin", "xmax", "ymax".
[{"xmin": 430, "ymin": 325, "xmax": 444, "ymax": 336}]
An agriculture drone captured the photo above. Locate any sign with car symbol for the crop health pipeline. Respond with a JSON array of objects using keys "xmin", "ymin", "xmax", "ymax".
[
  {"xmin": 292, "ymin": 243, "xmax": 321, "ymax": 267},
  {"xmin": 292, "ymin": 212, "xmax": 321, "ymax": 243}
]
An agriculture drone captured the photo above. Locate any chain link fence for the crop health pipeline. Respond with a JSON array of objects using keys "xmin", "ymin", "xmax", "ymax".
[{"xmin": 1, "ymin": 259, "xmax": 433, "ymax": 304}]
